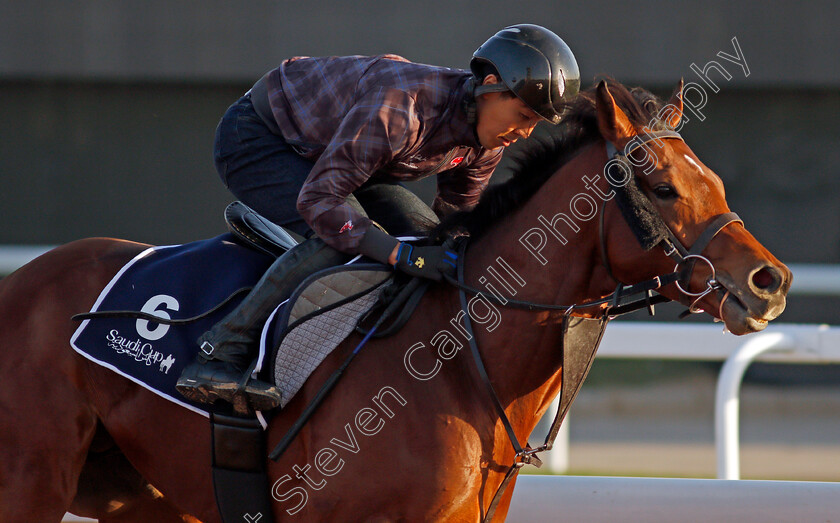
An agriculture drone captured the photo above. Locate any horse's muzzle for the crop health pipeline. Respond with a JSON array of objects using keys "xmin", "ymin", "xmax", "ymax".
[{"xmin": 715, "ymin": 262, "xmax": 791, "ymax": 335}]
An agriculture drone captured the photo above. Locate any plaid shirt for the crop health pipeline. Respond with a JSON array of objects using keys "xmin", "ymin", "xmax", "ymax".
[{"xmin": 264, "ymin": 55, "xmax": 503, "ymax": 252}]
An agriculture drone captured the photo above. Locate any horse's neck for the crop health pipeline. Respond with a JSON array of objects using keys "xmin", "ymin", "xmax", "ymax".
[
  {"xmin": 461, "ymin": 143, "xmax": 613, "ymax": 434},
  {"xmin": 467, "ymin": 143, "xmax": 615, "ymax": 302}
]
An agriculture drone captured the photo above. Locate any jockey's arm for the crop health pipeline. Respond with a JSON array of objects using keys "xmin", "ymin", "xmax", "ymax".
[{"xmin": 296, "ymin": 88, "xmax": 418, "ymax": 258}]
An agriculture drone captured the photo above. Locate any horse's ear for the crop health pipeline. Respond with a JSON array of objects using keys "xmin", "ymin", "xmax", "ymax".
[
  {"xmin": 596, "ymin": 80, "xmax": 636, "ymax": 144},
  {"xmin": 662, "ymin": 78, "xmax": 685, "ymax": 129}
]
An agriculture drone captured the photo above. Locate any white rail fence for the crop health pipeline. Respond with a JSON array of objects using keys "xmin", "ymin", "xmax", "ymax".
[
  {"xmin": 2, "ymin": 249, "xmax": 832, "ymax": 521},
  {"xmin": 507, "ymin": 475, "xmax": 840, "ymax": 522},
  {"xmin": 595, "ymin": 322, "xmax": 840, "ymax": 479}
]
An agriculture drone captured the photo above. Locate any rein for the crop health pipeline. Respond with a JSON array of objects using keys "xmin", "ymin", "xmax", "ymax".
[
  {"xmin": 71, "ymin": 286, "xmax": 253, "ymax": 325},
  {"xmin": 458, "ymin": 129, "xmax": 743, "ymax": 522}
]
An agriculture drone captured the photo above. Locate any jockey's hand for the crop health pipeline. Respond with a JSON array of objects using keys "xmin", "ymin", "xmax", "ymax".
[
  {"xmin": 393, "ymin": 243, "xmax": 458, "ymax": 282},
  {"xmin": 357, "ymin": 227, "xmax": 458, "ymax": 281}
]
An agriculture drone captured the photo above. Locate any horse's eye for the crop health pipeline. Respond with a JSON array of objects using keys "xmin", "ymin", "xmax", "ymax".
[{"xmin": 653, "ymin": 184, "xmax": 678, "ymax": 199}]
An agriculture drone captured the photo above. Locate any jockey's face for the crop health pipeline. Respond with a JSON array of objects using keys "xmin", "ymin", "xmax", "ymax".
[{"xmin": 475, "ymin": 75, "xmax": 542, "ymax": 150}]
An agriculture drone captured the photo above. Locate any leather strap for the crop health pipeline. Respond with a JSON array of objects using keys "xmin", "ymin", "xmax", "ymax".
[
  {"xmin": 598, "ymin": 198, "xmax": 618, "ymax": 282},
  {"xmin": 211, "ymin": 413, "xmax": 274, "ymax": 523},
  {"xmin": 357, "ymin": 279, "xmax": 431, "ymax": 338},
  {"xmin": 484, "ymin": 463, "xmax": 523, "ymax": 522},
  {"xmin": 457, "ymin": 241, "xmax": 524, "ymax": 458},
  {"xmin": 72, "ymin": 287, "xmax": 252, "ymax": 325},
  {"xmin": 604, "ymin": 129, "xmax": 683, "ymax": 160},
  {"xmin": 443, "ymin": 248, "xmax": 678, "ymax": 316},
  {"xmin": 456, "ymin": 240, "xmax": 530, "ymax": 523},
  {"xmin": 225, "ymin": 201, "xmax": 302, "ymax": 258}
]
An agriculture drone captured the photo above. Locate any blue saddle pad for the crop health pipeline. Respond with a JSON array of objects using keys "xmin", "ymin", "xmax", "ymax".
[{"xmin": 70, "ymin": 234, "xmax": 274, "ymax": 416}]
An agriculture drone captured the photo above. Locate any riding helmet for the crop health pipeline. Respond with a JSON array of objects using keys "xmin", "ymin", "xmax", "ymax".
[{"xmin": 471, "ymin": 24, "xmax": 580, "ymax": 124}]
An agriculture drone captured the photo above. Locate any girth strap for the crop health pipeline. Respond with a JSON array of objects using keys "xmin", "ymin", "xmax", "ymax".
[{"xmin": 211, "ymin": 413, "xmax": 274, "ymax": 523}]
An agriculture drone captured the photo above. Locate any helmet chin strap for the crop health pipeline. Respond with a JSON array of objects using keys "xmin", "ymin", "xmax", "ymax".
[
  {"xmin": 465, "ymin": 78, "xmax": 511, "ymax": 127},
  {"xmin": 473, "ymin": 81, "xmax": 510, "ymax": 97}
]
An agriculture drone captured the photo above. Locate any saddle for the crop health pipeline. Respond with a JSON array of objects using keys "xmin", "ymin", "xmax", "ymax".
[{"xmin": 224, "ymin": 201, "xmax": 303, "ymax": 257}]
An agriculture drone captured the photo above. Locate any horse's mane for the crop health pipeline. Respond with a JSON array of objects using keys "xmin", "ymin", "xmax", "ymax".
[{"xmin": 433, "ymin": 81, "xmax": 669, "ymax": 242}]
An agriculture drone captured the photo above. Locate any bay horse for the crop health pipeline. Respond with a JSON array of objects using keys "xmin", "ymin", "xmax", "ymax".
[{"xmin": 0, "ymin": 80, "xmax": 790, "ymax": 522}]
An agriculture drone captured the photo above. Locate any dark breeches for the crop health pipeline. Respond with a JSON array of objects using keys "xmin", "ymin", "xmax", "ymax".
[{"xmin": 213, "ymin": 95, "xmax": 438, "ymax": 238}]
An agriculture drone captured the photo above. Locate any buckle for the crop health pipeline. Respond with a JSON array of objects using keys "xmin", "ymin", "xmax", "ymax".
[
  {"xmin": 200, "ymin": 341, "xmax": 216, "ymax": 356},
  {"xmin": 515, "ymin": 446, "xmax": 546, "ymax": 467}
]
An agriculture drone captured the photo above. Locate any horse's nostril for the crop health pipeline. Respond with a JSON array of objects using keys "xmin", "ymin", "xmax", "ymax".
[{"xmin": 751, "ymin": 266, "xmax": 782, "ymax": 293}]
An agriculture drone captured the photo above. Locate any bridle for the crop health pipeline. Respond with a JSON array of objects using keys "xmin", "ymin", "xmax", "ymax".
[
  {"xmin": 444, "ymin": 129, "xmax": 743, "ymax": 318},
  {"xmin": 601, "ymin": 129, "xmax": 743, "ymax": 314},
  {"xmin": 446, "ymin": 128, "xmax": 744, "ymax": 522}
]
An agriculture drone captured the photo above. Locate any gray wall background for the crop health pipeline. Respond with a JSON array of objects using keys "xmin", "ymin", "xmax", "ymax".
[{"xmin": 1, "ymin": 1, "xmax": 838, "ymax": 323}]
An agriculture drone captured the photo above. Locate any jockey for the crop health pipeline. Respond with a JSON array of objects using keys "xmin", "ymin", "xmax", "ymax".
[{"xmin": 176, "ymin": 24, "xmax": 580, "ymax": 411}]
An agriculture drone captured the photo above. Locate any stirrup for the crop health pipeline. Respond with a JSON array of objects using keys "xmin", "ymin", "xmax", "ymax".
[
  {"xmin": 178, "ymin": 378, "xmax": 282, "ymax": 413},
  {"xmin": 176, "ymin": 361, "xmax": 282, "ymax": 413}
]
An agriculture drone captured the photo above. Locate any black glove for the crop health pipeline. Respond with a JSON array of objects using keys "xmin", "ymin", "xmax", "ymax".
[
  {"xmin": 393, "ymin": 243, "xmax": 458, "ymax": 281},
  {"xmin": 357, "ymin": 227, "xmax": 458, "ymax": 282}
]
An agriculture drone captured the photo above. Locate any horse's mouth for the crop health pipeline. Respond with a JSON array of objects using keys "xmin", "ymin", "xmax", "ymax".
[{"xmin": 712, "ymin": 278, "xmax": 782, "ymax": 335}]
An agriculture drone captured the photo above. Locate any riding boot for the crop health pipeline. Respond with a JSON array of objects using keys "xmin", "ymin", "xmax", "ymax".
[{"xmin": 176, "ymin": 238, "xmax": 349, "ymax": 411}]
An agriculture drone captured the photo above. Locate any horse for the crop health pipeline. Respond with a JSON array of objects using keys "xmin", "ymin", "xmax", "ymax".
[{"xmin": 0, "ymin": 79, "xmax": 790, "ymax": 522}]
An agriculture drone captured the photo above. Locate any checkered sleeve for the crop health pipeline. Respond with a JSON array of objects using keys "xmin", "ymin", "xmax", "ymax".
[
  {"xmin": 296, "ymin": 87, "xmax": 419, "ymax": 252},
  {"xmin": 433, "ymin": 147, "xmax": 503, "ymax": 217}
]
